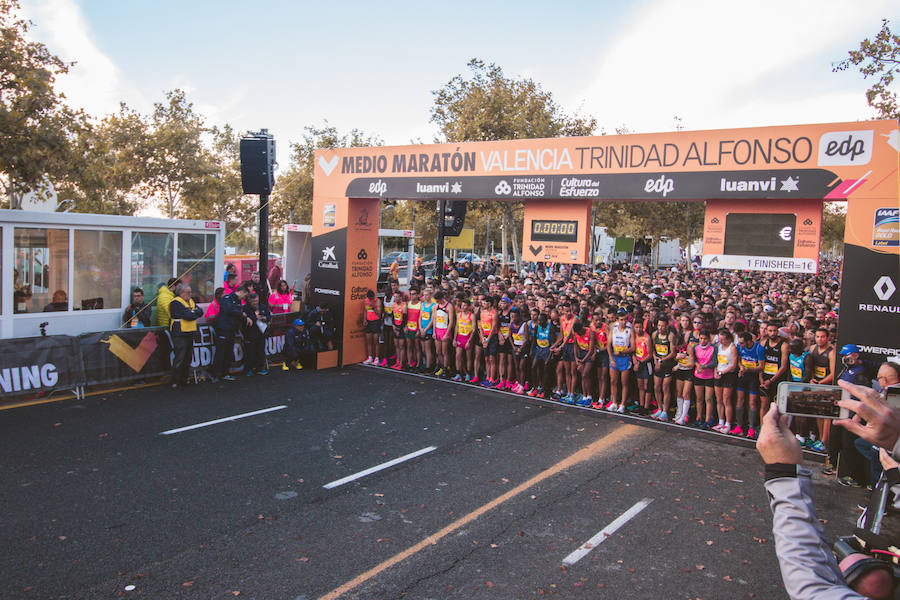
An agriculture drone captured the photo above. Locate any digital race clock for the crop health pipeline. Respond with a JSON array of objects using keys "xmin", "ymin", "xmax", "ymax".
[{"xmin": 530, "ymin": 219, "xmax": 579, "ymax": 243}]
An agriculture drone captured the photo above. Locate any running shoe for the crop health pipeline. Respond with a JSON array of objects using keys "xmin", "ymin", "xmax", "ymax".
[
  {"xmin": 452, "ymin": 374, "xmax": 463, "ymax": 382},
  {"xmin": 616, "ymin": 404, "xmax": 626, "ymax": 414},
  {"xmin": 222, "ymin": 375, "xmax": 237, "ymax": 381},
  {"xmin": 650, "ymin": 409, "xmax": 662, "ymax": 419},
  {"xmin": 470, "ymin": 377, "xmax": 480, "ymax": 385},
  {"xmin": 258, "ymin": 369, "xmax": 268, "ymax": 376},
  {"xmin": 363, "ymin": 357, "xmax": 373, "ymax": 365},
  {"xmin": 591, "ymin": 400, "xmax": 604, "ymax": 409},
  {"xmin": 728, "ymin": 426, "xmax": 744, "ymax": 436},
  {"xmin": 560, "ymin": 394, "xmax": 575, "ymax": 405},
  {"xmin": 576, "ymin": 396, "xmax": 591, "ymax": 407},
  {"xmin": 626, "ymin": 403, "xmax": 641, "ymax": 413},
  {"xmin": 808, "ymin": 440, "xmax": 826, "ymax": 453},
  {"xmin": 604, "ymin": 400, "xmax": 617, "ymax": 411},
  {"xmin": 527, "ymin": 387, "xmax": 539, "ymax": 397},
  {"xmin": 491, "ymin": 380, "xmax": 505, "ymax": 389},
  {"xmin": 713, "ymin": 424, "xmax": 729, "ymax": 433},
  {"xmin": 746, "ymin": 427, "xmax": 758, "ymax": 440},
  {"xmin": 655, "ymin": 410, "xmax": 667, "ymax": 420},
  {"xmin": 435, "ymin": 367, "xmax": 444, "ymax": 377},
  {"xmin": 480, "ymin": 379, "xmax": 494, "ymax": 388},
  {"xmin": 391, "ymin": 363, "xmax": 402, "ymax": 371},
  {"xmin": 537, "ymin": 391, "xmax": 546, "ymax": 399},
  {"xmin": 282, "ymin": 363, "xmax": 291, "ymax": 371},
  {"xmin": 699, "ymin": 421, "xmax": 711, "ymax": 431},
  {"xmin": 692, "ymin": 420, "xmax": 704, "ymax": 429},
  {"xmin": 821, "ymin": 463, "xmax": 836, "ymax": 476},
  {"xmin": 379, "ymin": 359, "xmax": 388, "ymax": 367},
  {"xmin": 837, "ymin": 476, "xmax": 861, "ymax": 488},
  {"xmin": 705, "ymin": 419, "xmax": 718, "ymax": 429}
]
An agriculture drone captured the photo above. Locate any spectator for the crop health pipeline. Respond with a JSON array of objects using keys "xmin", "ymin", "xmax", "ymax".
[
  {"xmin": 301, "ymin": 273, "xmax": 313, "ymax": 311},
  {"xmin": 43, "ymin": 290, "xmax": 67, "ymax": 312},
  {"xmin": 412, "ymin": 257, "xmax": 426, "ymax": 287},
  {"xmin": 308, "ymin": 301, "xmax": 336, "ymax": 351},
  {"xmin": 224, "ymin": 263, "xmax": 236, "ymax": 284},
  {"xmin": 155, "ymin": 278, "xmax": 179, "ymax": 327},
  {"xmin": 168, "ymin": 283, "xmax": 203, "ymax": 388},
  {"xmin": 224, "ymin": 272, "xmax": 239, "ymax": 295},
  {"xmin": 832, "ymin": 344, "xmax": 873, "ymax": 488},
  {"xmin": 268, "ymin": 260, "xmax": 282, "ymax": 291},
  {"xmin": 204, "ymin": 287, "xmax": 225, "ymax": 324},
  {"xmin": 247, "ymin": 270, "xmax": 269, "ymax": 305},
  {"xmin": 242, "ymin": 292, "xmax": 271, "ymax": 376},
  {"xmin": 123, "ymin": 288, "xmax": 151, "ymax": 328},
  {"xmin": 282, "ymin": 318, "xmax": 316, "ymax": 370},
  {"xmin": 269, "ymin": 280, "xmax": 292, "ymax": 314},
  {"xmin": 211, "ymin": 283, "xmax": 250, "ymax": 382}
]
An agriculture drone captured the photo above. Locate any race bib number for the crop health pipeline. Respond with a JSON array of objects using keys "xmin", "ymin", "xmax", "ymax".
[
  {"xmin": 435, "ymin": 314, "xmax": 448, "ymax": 327},
  {"xmin": 512, "ymin": 333, "xmax": 524, "ymax": 344},
  {"xmin": 814, "ymin": 366, "xmax": 827, "ymax": 379},
  {"xmin": 791, "ymin": 365, "xmax": 803, "ymax": 380},
  {"xmin": 458, "ymin": 321, "xmax": 472, "ymax": 335},
  {"xmin": 741, "ymin": 359, "xmax": 757, "ymax": 369},
  {"xmin": 655, "ymin": 343, "xmax": 668, "ymax": 357},
  {"xmin": 614, "ymin": 344, "xmax": 626, "ymax": 353},
  {"xmin": 764, "ymin": 363, "xmax": 778, "ymax": 375},
  {"xmin": 537, "ymin": 338, "xmax": 550, "ymax": 348},
  {"xmin": 717, "ymin": 353, "xmax": 728, "ymax": 364},
  {"xmin": 500, "ymin": 325, "xmax": 510, "ymax": 336}
]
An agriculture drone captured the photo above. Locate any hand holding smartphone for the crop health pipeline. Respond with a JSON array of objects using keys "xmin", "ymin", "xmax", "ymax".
[{"xmin": 776, "ymin": 382, "xmax": 850, "ymax": 420}]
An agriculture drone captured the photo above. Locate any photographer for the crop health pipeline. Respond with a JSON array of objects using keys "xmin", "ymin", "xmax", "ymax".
[{"xmin": 759, "ymin": 377, "xmax": 900, "ymax": 600}]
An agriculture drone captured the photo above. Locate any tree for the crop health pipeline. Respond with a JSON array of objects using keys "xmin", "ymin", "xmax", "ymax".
[
  {"xmin": 270, "ymin": 123, "xmax": 381, "ymax": 230},
  {"xmin": 834, "ymin": 19, "xmax": 900, "ymax": 119},
  {"xmin": 141, "ymin": 89, "xmax": 209, "ymax": 217},
  {"xmin": 821, "ymin": 202, "xmax": 846, "ymax": 256},
  {"xmin": 55, "ymin": 103, "xmax": 147, "ymax": 215},
  {"xmin": 0, "ymin": 0, "xmax": 86, "ymax": 203},
  {"xmin": 431, "ymin": 59, "xmax": 597, "ymax": 271},
  {"xmin": 179, "ymin": 124, "xmax": 255, "ymax": 231}
]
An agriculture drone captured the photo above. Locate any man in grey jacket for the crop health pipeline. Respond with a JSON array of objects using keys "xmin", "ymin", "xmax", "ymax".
[{"xmin": 758, "ymin": 378, "xmax": 899, "ymax": 600}]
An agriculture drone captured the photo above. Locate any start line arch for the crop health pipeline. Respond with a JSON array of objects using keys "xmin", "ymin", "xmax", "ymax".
[{"xmin": 311, "ymin": 120, "xmax": 900, "ymax": 367}]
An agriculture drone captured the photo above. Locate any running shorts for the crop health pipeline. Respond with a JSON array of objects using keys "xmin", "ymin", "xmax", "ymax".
[
  {"xmin": 655, "ymin": 359, "xmax": 675, "ymax": 378},
  {"xmin": 365, "ymin": 320, "xmax": 382, "ymax": 334},
  {"xmin": 693, "ymin": 375, "xmax": 714, "ymax": 388},
  {"xmin": 716, "ymin": 372, "xmax": 738, "ymax": 389},
  {"xmin": 674, "ymin": 368, "xmax": 692, "ymax": 382},
  {"xmin": 635, "ymin": 361, "xmax": 652, "ymax": 379},
  {"xmin": 611, "ymin": 355, "xmax": 631, "ymax": 372},
  {"xmin": 738, "ymin": 374, "xmax": 759, "ymax": 394}
]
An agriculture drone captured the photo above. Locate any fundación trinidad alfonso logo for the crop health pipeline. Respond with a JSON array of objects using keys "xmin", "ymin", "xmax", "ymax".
[{"xmin": 103, "ymin": 332, "xmax": 157, "ymax": 372}]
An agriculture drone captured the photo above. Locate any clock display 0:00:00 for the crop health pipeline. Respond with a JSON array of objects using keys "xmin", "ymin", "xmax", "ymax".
[{"xmin": 530, "ymin": 219, "xmax": 579, "ymax": 243}]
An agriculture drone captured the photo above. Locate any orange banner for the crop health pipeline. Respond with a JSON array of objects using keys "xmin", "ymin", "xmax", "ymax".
[{"xmin": 521, "ymin": 200, "xmax": 591, "ymax": 264}]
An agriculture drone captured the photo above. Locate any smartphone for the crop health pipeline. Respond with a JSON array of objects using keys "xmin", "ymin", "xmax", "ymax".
[
  {"xmin": 886, "ymin": 384, "xmax": 900, "ymax": 410},
  {"xmin": 776, "ymin": 382, "xmax": 850, "ymax": 420}
]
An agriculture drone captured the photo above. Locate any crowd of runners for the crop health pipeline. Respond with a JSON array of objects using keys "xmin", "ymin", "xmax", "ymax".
[{"xmin": 360, "ymin": 259, "xmax": 866, "ymax": 449}]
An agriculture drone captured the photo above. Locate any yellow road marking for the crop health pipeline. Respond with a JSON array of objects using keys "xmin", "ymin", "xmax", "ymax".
[
  {"xmin": 317, "ymin": 423, "xmax": 641, "ymax": 600},
  {"xmin": 0, "ymin": 381, "xmax": 165, "ymax": 412}
]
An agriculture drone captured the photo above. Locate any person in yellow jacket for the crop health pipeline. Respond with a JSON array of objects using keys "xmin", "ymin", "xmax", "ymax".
[
  {"xmin": 155, "ymin": 278, "xmax": 180, "ymax": 328},
  {"xmin": 169, "ymin": 283, "xmax": 203, "ymax": 388}
]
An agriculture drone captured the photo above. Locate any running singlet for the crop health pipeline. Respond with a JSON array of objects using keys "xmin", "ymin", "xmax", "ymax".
[
  {"xmin": 511, "ymin": 322, "xmax": 527, "ymax": 347},
  {"xmin": 634, "ymin": 336, "xmax": 650, "ymax": 360},
  {"xmin": 365, "ymin": 298, "xmax": 380, "ymax": 322},
  {"xmin": 383, "ymin": 296, "xmax": 394, "ymax": 326},
  {"xmin": 592, "ymin": 324, "xmax": 608, "ymax": 347},
  {"xmin": 611, "ymin": 325, "xmax": 631, "ymax": 354},
  {"xmin": 560, "ymin": 315, "xmax": 576, "ymax": 344},
  {"xmin": 392, "ymin": 302, "xmax": 406, "ymax": 327},
  {"xmin": 694, "ymin": 344, "xmax": 716, "ymax": 379},
  {"xmin": 498, "ymin": 311, "xmax": 511, "ymax": 337},
  {"xmin": 419, "ymin": 301, "xmax": 435, "ymax": 331},
  {"xmin": 434, "ymin": 303, "xmax": 450, "ymax": 332},
  {"xmin": 535, "ymin": 324, "xmax": 551, "ymax": 348},
  {"xmin": 478, "ymin": 310, "xmax": 495, "ymax": 337},
  {"xmin": 789, "ymin": 352, "xmax": 808, "ymax": 382},
  {"xmin": 574, "ymin": 330, "xmax": 591, "ymax": 351},
  {"xmin": 738, "ymin": 343, "xmax": 764, "ymax": 370},
  {"xmin": 810, "ymin": 346, "xmax": 831, "ymax": 380},
  {"xmin": 654, "ymin": 332, "xmax": 671, "ymax": 359},
  {"xmin": 457, "ymin": 312, "xmax": 473, "ymax": 336},
  {"xmin": 406, "ymin": 302, "xmax": 421, "ymax": 332},
  {"xmin": 716, "ymin": 343, "xmax": 735, "ymax": 373},
  {"xmin": 762, "ymin": 340, "xmax": 783, "ymax": 376}
]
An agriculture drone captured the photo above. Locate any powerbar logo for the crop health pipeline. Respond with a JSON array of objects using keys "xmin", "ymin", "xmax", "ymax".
[
  {"xmin": 0, "ymin": 364, "xmax": 59, "ymax": 393},
  {"xmin": 856, "ymin": 345, "xmax": 900, "ymax": 356},
  {"xmin": 314, "ymin": 288, "xmax": 341, "ymax": 296},
  {"xmin": 817, "ymin": 130, "xmax": 873, "ymax": 166}
]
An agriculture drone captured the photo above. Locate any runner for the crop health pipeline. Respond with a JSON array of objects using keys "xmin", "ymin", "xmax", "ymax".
[
  {"xmin": 363, "ymin": 290, "xmax": 382, "ymax": 365},
  {"xmin": 509, "ymin": 308, "xmax": 529, "ymax": 394},
  {"xmin": 418, "ymin": 288, "xmax": 435, "ymax": 373},
  {"xmin": 433, "ymin": 290, "xmax": 454, "ymax": 377},
  {"xmin": 591, "ymin": 309, "xmax": 610, "ymax": 408},
  {"xmin": 404, "ymin": 288, "xmax": 422, "ymax": 370},
  {"xmin": 758, "ymin": 320, "xmax": 789, "ymax": 419},
  {"xmin": 381, "ymin": 286, "xmax": 395, "ymax": 367},
  {"xmin": 553, "ymin": 302, "xmax": 578, "ymax": 402},
  {"xmin": 713, "ymin": 328, "xmax": 738, "ymax": 433},
  {"xmin": 390, "ymin": 292, "xmax": 407, "ymax": 371},
  {"xmin": 528, "ymin": 311, "xmax": 555, "ymax": 399},
  {"xmin": 631, "ymin": 318, "xmax": 653, "ymax": 414},
  {"xmin": 475, "ymin": 295, "xmax": 498, "ymax": 386},
  {"xmin": 495, "ymin": 296, "xmax": 513, "ymax": 390},
  {"xmin": 607, "ymin": 308, "xmax": 634, "ymax": 413},
  {"xmin": 673, "ymin": 313, "xmax": 696, "ymax": 425},
  {"xmin": 808, "ymin": 327, "xmax": 835, "ymax": 449},
  {"xmin": 735, "ymin": 331, "xmax": 764, "ymax": 438},
  {"xmin": 692, "ymin": 329, "xmax": 717, "ymax": 429},
  {"xmin": 652, "ymin": 315, "xmax": 677, "ymax": 421},
  {"xmin": 572, "ymin": 321, "xmax": 595, "ymax": 407},
  {"xmin": 452, "ymin": 295, "xmax": 475, "ymax": 382}
]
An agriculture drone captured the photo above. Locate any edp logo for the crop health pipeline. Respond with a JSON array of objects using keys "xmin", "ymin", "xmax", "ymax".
[{"xmin": 817, "ymin": 130, "xmax": 873, "ymax": 166}]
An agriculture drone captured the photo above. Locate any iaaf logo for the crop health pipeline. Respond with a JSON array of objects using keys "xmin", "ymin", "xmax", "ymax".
[
  {"xmin": 644, "ymin": 175, "xmax": 674, "ymax": 197},
  {"xmin": 817, "ymin": 130, "xmax": 873, "ymax": 166}
]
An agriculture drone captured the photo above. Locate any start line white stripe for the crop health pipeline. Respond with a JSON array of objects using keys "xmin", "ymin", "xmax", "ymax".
[
  {"xmin": 323, "ymin": 446, "xmax": 437, "ymax": 489},
  {"xmin": 562, "ymin": 497, "xmax": 654, "ymax": 566},
  {"xmin": 160, "ymin": 405, "xmax": 288, "ymax": 435}
]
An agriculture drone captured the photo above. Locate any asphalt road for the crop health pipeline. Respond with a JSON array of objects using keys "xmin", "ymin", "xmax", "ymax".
[{"xmin": 0, "ymin": 366, "xmax": 865, "ymax": 599}]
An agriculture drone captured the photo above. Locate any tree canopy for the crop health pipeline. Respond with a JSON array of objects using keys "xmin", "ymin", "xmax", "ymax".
[{"xmin": 834, "ymin": 18, "xmax": 900, "ymax": 119}]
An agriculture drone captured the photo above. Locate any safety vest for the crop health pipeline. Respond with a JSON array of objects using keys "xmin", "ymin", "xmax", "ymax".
[{"xmin": 170, "ymin": 297, "xmax": 198, "ymax": 333}]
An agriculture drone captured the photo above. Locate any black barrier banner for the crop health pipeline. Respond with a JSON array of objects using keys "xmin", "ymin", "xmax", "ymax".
[
  {"xmin": 0, "ymin": 335, "xmax": 83, "ymax": 399},
  {"xmin": 80, "ymin": 328, "xmax": 171, "ymax": 386},
  {"xmin": 190, "ymin": 312, "xmax": 300, "ymax": 374}
]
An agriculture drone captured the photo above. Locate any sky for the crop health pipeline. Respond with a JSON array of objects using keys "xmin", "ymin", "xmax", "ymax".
[{"xmin": 19, "ymin": 0, "xmax": 900, "ymax": 161}]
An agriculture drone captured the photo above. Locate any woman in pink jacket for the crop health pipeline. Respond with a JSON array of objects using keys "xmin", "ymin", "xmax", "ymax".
[{"xmin": 269, "ymin": 280, "xmax": 292, "ymax": 314}]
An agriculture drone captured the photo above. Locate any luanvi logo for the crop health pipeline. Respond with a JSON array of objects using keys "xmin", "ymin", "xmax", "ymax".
[
  {"xmin": 319, "ymin": 156, "xmax": 339, "ymax": 175},
  {"xmin": 817, "ymin": 130, "xmax": 873, "ymax": 166}
]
